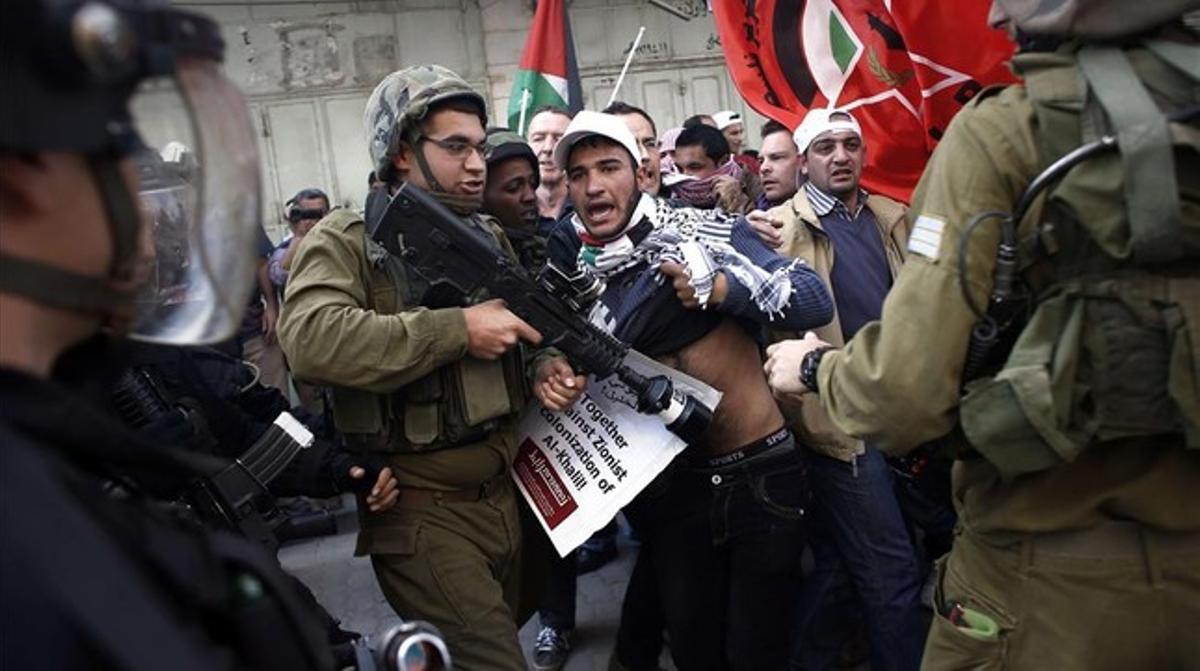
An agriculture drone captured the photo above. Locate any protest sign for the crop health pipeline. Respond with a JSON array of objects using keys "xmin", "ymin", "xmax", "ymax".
[{"xmin": 513, "ymin": 351, "xmax": 721, "ymax": 556}]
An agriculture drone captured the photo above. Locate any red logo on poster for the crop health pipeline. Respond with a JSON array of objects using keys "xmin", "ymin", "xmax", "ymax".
[{"xmin": 513, "ymin": 439, "xmax": 578, "ymax": 529}]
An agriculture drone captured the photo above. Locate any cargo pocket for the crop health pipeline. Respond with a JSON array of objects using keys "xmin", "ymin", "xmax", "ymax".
[
  {"xmin": 403, "ymin": 371, "xmax": 444, "ymax": 447},
  {"xmin": 424, "ymin": 520, "xmax": 507, "ymax": 629},
  {"xmin": 961, "ymin": 292, "xmax": 1090, "ymax": 479},
  {"xmin": 924, "ymin": 555, "xmax": 1013, "ymax": 671},
  {"xmin": 1165, "ymin": 279, "xmax": 1200, "ymax": 448},
  {"xmin": 367, "ymin": 519, "xmax": 462, "ymax": 629},
  {"xmin": 455, "ymin": 357, "xmax": 513, "ymax": 426}
]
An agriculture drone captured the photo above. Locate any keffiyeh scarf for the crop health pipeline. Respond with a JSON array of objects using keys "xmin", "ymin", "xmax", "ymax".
[
  {"xmin": 669, "ymin": 157, "xmax": 743, "ymax": 209},
  {"xmin": 571, "ymin": 194, "xmax": 799, "ymax": 321}
]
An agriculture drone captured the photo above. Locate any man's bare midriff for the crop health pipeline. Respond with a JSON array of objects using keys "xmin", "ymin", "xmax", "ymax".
[{"xmin": 656, "ymin": 318, "xmax": 785, "ymax": 457}]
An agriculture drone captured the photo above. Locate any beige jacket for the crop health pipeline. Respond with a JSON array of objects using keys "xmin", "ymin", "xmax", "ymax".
[{"xmin": 766, "ymin": 188, "xmax": 911, "ymax": 461}]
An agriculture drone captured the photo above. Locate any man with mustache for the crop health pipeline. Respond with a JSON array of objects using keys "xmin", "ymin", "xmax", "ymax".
[
  {"xmin": 765, "ymin": 4, "xmax": 1200, "ymax": 668},
  {"xmin": 760, "ymin": 109, "xmax": 926, "ymax": 671},
  {"xmin": 546, "ymin": 111, "xmax": 833, "ymax": 670}
]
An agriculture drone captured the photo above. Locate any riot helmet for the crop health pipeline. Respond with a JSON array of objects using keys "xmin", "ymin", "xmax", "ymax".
[{"xmin": 0, "ymin": 0, "xmax": 261, "ymax": 345}]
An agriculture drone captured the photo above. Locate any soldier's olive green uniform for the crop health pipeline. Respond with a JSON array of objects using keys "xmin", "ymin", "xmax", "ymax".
[
  {"xmin": 278, "ymin": 208, "xmax": 529, "ymax": 671},
  {"xmin": 812, "ymin": 34, "xmax": 1200, "ymax": 670}
]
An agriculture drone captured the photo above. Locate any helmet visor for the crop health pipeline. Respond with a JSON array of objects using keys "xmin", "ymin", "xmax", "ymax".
[{"xmin": 128, "ymin": 58, "xmax": 261, "ymax": 344}]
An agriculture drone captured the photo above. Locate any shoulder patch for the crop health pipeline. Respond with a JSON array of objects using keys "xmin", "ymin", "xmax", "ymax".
[{"xmin": 908, "ymin": 215, "xmax": 945, "ymax": 259}]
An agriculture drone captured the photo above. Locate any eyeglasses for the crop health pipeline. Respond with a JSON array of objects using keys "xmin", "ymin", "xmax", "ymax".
[{"xmin": 421, "ymin": 135, "xmax": 490, "ymax": 162}]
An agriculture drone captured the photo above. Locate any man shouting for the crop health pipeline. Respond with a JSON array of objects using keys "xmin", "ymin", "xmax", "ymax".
[{"xmin": 545, "ymin": 111, "xmax": 833, "ymax": 670}]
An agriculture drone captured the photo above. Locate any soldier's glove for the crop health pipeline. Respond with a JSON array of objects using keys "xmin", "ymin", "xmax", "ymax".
[{"xmin": 331, "ymin": 451, "xmax": 390, "ymax": 495}]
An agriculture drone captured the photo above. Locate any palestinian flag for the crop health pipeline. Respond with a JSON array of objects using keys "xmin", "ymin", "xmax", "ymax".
[
  {"xmin": 712, "ymin": 0, "xmax": 1016, "ymax": 202},
  {"xmin": 507, "ymin": 0, "xmax": 584, "ymax": 134}
]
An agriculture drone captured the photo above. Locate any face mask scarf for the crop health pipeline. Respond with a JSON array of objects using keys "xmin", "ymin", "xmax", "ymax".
[{"xmin": 669, "ymin": 156, "xmax": 743, "ymax": 208}]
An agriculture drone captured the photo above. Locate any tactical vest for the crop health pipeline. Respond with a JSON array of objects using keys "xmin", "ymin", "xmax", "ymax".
[
  {"xmin": 959, "ymin": 37, "xmax": 1200, "ymax": 479},
  {"xmin": 330, "ymin": 215, "xmax": 527, "ymax": 454}
]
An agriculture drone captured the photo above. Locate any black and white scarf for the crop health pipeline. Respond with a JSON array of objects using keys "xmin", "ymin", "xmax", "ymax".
[{"xmin": 571, "ymin": 194, "xmax": 799, "ymax": 321}]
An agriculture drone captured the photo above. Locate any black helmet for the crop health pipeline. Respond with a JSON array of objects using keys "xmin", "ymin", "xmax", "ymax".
[
  {"xmin": 0, "ymin": 0, "xmax": 262, "ymax": 344},
  {"xmin": 1, "ymin": 0, "xmax": 222, "ymax": 154}
]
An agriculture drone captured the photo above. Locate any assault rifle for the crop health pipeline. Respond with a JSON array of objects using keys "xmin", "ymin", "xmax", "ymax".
[{"xmin": 373, "ymin": 183, "xmax": 712, "ymax": 444}]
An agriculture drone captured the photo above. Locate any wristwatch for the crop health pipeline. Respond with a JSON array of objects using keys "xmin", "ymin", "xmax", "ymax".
[{"xmin": 799, "ymin": 346, "xmax": 834, "ymax": 394}]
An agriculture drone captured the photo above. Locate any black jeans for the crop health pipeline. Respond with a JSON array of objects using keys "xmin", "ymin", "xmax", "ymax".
[
  {"xmin": 537, "ymin": 549, "xmax": 577, "ymax": 630},
  {"xmin": 537, "ymin": 519, "xmax": 619, "ymax": 630},
  {"xmin": 623, "ymin": 438, "xmax": 808, "ymax": 671}
]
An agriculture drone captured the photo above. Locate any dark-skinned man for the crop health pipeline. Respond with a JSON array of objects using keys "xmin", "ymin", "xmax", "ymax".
[
  {"xmin": 480, "ymin": 126, "xmax": 579, "ymax": 671},
  {"xmin": 483, "ymin": 128, "xmax": 545, "ymax": 271}
]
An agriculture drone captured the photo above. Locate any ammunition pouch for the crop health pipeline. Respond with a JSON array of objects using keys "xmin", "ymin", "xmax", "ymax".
[
  {"xmin": 960, "ymin": 41, "xmax": 1200, "ymax": 479},
  {"xmin": 961, "ymin": 275, "xmax": 1199, "ymax": 479},
  {"xmin": 330, "ymin": 227, "xmax": 527, "ymax": 455},
  {"xmin": 394, "ymin": 350, "xmax": 525, "ymax": 452}
]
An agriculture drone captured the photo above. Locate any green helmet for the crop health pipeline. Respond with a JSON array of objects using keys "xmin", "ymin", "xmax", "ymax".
[
  {"xmin": 485, "ymin": 128, "xmax": 540, "ymax": 187},
  {"xmin": 989, "ymin": 0, "xmax": 1196, "ymax": 38},
  {"xmin": 363, "ymin": 64, "xmax": 487, "ymax": 179}
]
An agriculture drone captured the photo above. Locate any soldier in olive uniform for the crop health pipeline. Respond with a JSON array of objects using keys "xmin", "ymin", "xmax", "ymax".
[
  {"xmin": 277, "ymin": 65, "xmax": 583, "ymax": 671},
  {"xmin": 765, "ymin": 2, "xmax": 1200, "ymax": 669}
]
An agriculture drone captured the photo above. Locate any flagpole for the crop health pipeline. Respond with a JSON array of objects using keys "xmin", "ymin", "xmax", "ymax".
[
  {"xmin": 607, "ymin": 25, "xmax": 645, "ymax": 107},
  {"xmin": 517, "ymin": 88, "xmax": 531, "ymax": 136}
]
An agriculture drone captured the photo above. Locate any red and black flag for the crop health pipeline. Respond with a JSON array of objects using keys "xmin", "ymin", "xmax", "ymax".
[{"xmin": 712, "ymin": 0, "xmax": 1016, "ymax": 202}]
